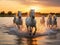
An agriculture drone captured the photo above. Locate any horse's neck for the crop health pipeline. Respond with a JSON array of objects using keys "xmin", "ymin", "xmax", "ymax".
[
  {"xmin": 31, "ymin": 19, "xmax": 35, "ymax": 23},
  {"xmin": 31, "ymin": 18, "xmax": 34, "ymax": 21},
  {"xmin": 27, "ymin": 17, "xmax": 35, "ymax": 21},
  {"xmin": 18, "ymin": 17, "xmax": 22, "ymax": 20}
]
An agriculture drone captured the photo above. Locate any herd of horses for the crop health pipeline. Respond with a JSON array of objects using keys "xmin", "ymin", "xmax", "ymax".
[{"xmin": 13, "ymin": 9, "xmax": 57, "ymax": 36}]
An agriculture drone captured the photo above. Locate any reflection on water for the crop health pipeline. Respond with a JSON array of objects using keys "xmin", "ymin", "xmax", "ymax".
[
  {"xmin": 17, "ymin": 37, "xmax": 39, "ymax": 45},
  {"xmin": 0, "ymin": 17, "xmax": 60, "ymax": 45},
  {"xmin": 16, "ymin": 36, "xmax": 60, "ymax": 45}
]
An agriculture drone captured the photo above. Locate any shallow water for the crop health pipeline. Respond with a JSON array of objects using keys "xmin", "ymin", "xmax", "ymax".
[{"xmin": 0, "ymin": 17, "xmax": 60, "ymax": 45}]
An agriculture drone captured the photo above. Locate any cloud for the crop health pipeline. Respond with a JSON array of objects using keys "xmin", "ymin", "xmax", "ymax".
[
  {"xmin": 0, "ymin": 0, "xmax": 60, "ymax": 7},
  {"xmin": 13, "ymin": 0, "xmax": 60, "ymax": 7},
  {"xmin": 34, "ymin": 0, "xmax": 60, "ymax": 7}
]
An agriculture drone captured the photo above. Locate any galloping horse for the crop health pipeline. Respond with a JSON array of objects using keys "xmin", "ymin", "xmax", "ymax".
[
  {"xmin": 25, "ymin": 9, "xmax": 37, "ymax": 35},
  {"xmin": 13, "ymin": 11, "xmax": 23, "ymax": 32},
  {"xmin": 52, "ymin": 15, "xmax": 57, "ymax": 29},
  {"xmin": 47, "ymin": 14, "xmax": 52, "ymax": 29}
]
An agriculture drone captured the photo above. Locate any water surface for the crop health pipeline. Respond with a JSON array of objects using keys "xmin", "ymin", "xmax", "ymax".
[{"xmin": 0, "ymin": 17, "xmax": 60, "ymax": 45}]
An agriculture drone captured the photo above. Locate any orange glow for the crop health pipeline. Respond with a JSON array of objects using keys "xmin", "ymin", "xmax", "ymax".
[
  {"xmin": 28, "ymin": 6, "xmax": 41, "ymax": 12},
  {"xmin": 0, "ymin": 0, "xmax": 60, "ymax": 13}
]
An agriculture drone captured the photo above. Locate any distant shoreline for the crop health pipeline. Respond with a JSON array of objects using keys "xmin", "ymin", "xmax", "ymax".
[{"xmin": 0, "ymin": 13, "xmax": 60, "ymax": 17}]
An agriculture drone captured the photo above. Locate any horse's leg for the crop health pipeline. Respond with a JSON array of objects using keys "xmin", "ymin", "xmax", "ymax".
[
  {"xmin": 47, "ymin": 25, "xmax": 50, "ymax": 29},
  {"xmin": 20, "ymin": 25, "xmax": 22, "ymax": 31},
  {"xmin": 17, "ymin": 25, "xmax": 20, "ymax": 32},
  {"xmin": 33, "ymin": 26, "xmax": 37, "ymax": 35},
  {"xmin": 26, "ymin": 26, "xmax": 29, "ymax": 32},
  {"xmin": 17, "ymin": 25, "xmax": 19, "ymax": 29},
  {"xmin": 31, "ymin": 27, "xmax": 33, "ymax": 33},
  {"xmin": 56, "ymin": 22, "xmax": 57, "ymax": 27},
  {"xmin": 50, "ymin": 25, "xmax": 53, "ymax": 29},
  {"xmin": 29, "ymin": 26, "xmax": 32, "ymax": 35},
  {"xmin": 26, "ymin": 26, "xmax": 31, "ymax": 34}
]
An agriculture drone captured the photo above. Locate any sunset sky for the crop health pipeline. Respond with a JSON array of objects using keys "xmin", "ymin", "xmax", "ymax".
[{"xmin": 0, "ymin": 0, "xmax": 60, "ymax": 13}]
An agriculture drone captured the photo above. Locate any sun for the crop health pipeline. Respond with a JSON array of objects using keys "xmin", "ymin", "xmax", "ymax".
[{"xmin": 28, "ymin": 6, "xmax": 41, "ymax": 12}]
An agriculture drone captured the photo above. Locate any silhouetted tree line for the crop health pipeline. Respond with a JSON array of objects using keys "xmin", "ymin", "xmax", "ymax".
[
  {"xmin": 37, "ymin": 12, "xmax": 60, "ymax": 17},
  {"xmin": 0, "ymin": 11, "xmax": 16, "ymax": 17},
  {"xmin": 0, "ymin": 11, "xmax": 60, "ymax": 17}
]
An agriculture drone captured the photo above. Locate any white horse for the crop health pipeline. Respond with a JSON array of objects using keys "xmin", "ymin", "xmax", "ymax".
[
  {"xmin": 52, "ymin": 15, "xmax": 57, "ymax": 29},
  {"xmin": 25, "ymin": 10, "xmax": 37, "ymax": 35},
  {"xmin": 47, "ymin": 14, "xmax": 52, "ymax": 28},
  {"xmin": 52, "ymin": 15, "xmax": 57, "ymax": 25},
  {"xmin": 13, "ymin": 11, "xmax": 23, "ymax": 32}
]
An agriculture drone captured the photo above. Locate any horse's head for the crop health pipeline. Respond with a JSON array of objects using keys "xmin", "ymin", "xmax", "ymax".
[
  {"xmin": 18, "ymin": 11, "xmax": 22, "ymax": 19},
  {"xmin": 47, "ymin": 14, "xmax": 52, "ymax": 19},
  {"xmin": 41, "ymin": 16, "xmax": 45, "ymax": 19},
  {"xmin": 29, "ymin": 9, "xmax": 35, "ymax": 19},
  {"xmin": 53, "ymin": 15, "xmax": 56, "ymax": 18},
  {"xmin": 52, "ymin": 15, "xmax": 57, "ymax": 19}
]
